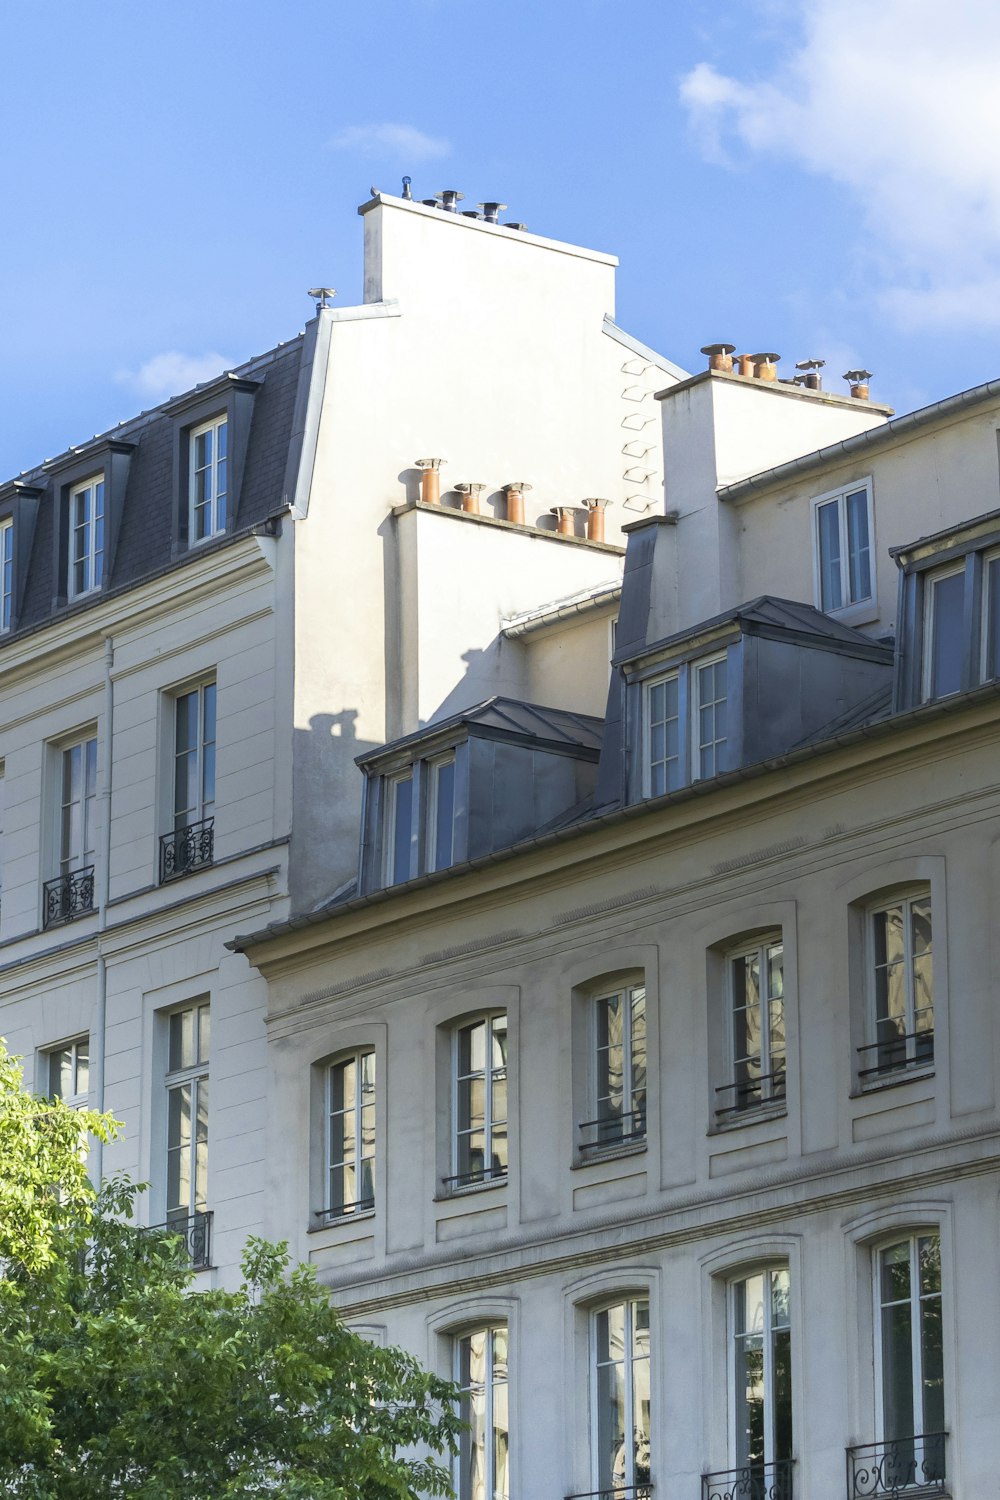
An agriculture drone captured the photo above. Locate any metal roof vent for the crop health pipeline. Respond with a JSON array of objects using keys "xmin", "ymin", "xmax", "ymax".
[
  {"xmin": 436, "ymin": 189, "xmax": 465, "ymax": 212},
  {"xmin": 479, "ymin": 201, "xmax": 507, "ymax": 224},
  {"xmin": 795, "ymin": 358, "xmax": 825, "ymax": 391},
  {"xmin": 401, "ymin": 175, "xmax": 412, "ymax": 200},
  {"xmin": 308, "ymin": 287, "xmax": 337, "ymax": 312}
]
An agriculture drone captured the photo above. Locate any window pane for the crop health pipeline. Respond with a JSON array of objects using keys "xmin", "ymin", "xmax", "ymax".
[
  {"xmin": 846, "ymin": 489, "xmax": 872, "ymax": 603},
  {"xmin": 75, "ymin": 1041, "xmax": 89, "ymax": 1095},
  {"xmin": 433, "ymin": 758, "xmax": 456, "ymax": 870},
  {"xmin": 983, "ymin": 555, "xmax": 1000, "ymax": 680},
  {"xmin": 168, "ymin": 1008, "xmax": 194, "ymax": 1071},
  {"xmin": 696, "ymin": 658, "xmax": 727, "ymax": 780},
  {"xmin": 818, "ymin": 499, "xmax": 843, "ymax": 610},
  {"xmin": 926, "ymin": 569, "xmax": 964, "ymax": 699},
  {"xmin": 647, "ymin": 675, "xmax": 680, "ymax": 795},
  {"xmin": 389, "ymin": 775, "xmax": 413, "ymax": 884}
]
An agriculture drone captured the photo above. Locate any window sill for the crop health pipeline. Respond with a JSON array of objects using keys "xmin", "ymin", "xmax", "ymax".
[
  {"xmin": 434, "ymin": 1176, "xmax": 508, "ymax": 1204},
  {"xmin": 820, "ymin": 596, "xmax": 879, "ymax": 628},
  {"xmin": 308, "ymin": 1208, "xmax": 375, "ymax": 1234},
  {"xmin": 709, "ymin": 1102, "xmax": 787, "ymax": 1135},
  {"xmin": 852, "ymin": 1065, "xmax": 935, "ymax": 1099},
  {"xmin": 572, "ymin": 1138, "xmax": 647, "ymax": 1170}
]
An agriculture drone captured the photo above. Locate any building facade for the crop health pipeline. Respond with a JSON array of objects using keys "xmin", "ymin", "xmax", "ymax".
[{"xmin": 237, "ymin": 361, "xmax": 1000, "ymax": 1500}]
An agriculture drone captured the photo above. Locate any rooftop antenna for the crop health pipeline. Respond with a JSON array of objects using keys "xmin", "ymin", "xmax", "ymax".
[
  {"xmin": 401, "ymin": 175, "xmax": 412, "ymax": 200},
  {"xmin": 308, "ymin": 287, "xmax": 337, "ymax": 313}
]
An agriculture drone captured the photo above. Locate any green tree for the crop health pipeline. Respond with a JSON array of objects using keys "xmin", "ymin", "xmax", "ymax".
[
  {"xmin": 0, "ymin": 1038, "xmax": 118, "ymax": 1272},
  {"xmin": 0, "ymin": 1047, "xmax": 460, "ymax": 1498}
]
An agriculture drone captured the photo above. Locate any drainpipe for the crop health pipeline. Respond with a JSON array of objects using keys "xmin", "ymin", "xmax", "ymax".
[{"xmin": 92, "ymin": 634, "xmax": 114, "ymax": 1186}]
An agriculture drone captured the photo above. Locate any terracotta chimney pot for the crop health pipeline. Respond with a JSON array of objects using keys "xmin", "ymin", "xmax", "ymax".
[
  {"xmin": 456, "ymin": 482, "xmax": 486, "ymax": 515},
  {"xmin": 416, "ymin": 457, "xmax": 444, "ymax": 506},
  {"xmin": 549, "ymin": 506, "xmax": 576, "ymax": 537},
  {"xmin": 583, "ymin": 497, "xmax": 610, "ymax": 543},
  {"xmin": 753, "ymin": 352, "xmax": 781, "ymax": 383},
  {"xmin": 502, "ymin": 482, "xmax": 531, "ymax": 525},
  {"xmin": 701, "ymin": 342, "xmax": 736, "ymax": 374}
]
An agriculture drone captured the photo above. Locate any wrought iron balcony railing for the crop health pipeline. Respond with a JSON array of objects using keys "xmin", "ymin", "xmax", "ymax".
[
  {"xmin": 715, "ymin": 1069, "xmax": 787, "ymax": 1120},
  {"xmin": 145, "ymin": 1210, "xmax": 213, "ymax": 1271},
  {"xmin": 315, "ymin": 1196, "xmax": 375, "ymax": 1223},
  {"xmin": 441, "ymin": 1162, "xmax": 508, "ymax": 1193},
  {"xmin": 847, "ymin": 1435, "xmax": 947, "ymax": 1498},
  {"xmin": 578, "ymin": 1108, "xmax": 647, "ymax": 1153},
  {"xmin": 857, "ymin": 1030, "xmax": 934, "ymax": 1083},
  {"xmin": 703, "ymin": 1462, "xmax": 793, "ymax": 1500},
  {"xmin": 159, "ymin": 817, "xmax": 215, "ymax": 884},
  {"xmin": 565, "ymin": 1486, "xmax": 652, "ymax": 1500},
  {"xmin": 42, "ymin": 866, "xmax": 95, "ymax": 929}
]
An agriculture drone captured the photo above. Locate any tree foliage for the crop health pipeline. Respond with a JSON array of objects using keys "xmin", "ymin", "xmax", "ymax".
[
  {"xmin": 0, "ymin": 1048, "xmax": 460, "ymax": 1498},
  {"xmin": 0, "ymin": 1038, "xmax": 119, "ymax": 1272}
]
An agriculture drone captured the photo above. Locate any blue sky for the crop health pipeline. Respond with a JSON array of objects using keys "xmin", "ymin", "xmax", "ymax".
[{"xmin": 2, "ymin": 0, "xmax": 998, "ymax": 481}]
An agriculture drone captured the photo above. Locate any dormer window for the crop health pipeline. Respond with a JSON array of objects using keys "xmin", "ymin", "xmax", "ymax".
[
  {"xmin": 68, "ymin": 475, "xmax": 105, "ymax": 598},
  {"xmin": 642, "ymin": 652, "xmax": 729, "ymax": 796},
  {"xmin": 189, "ymin": 416, "xmax": 228, "ymax": 543},
  {"xmin": 813, "ymin": 479, "xmax": 874, "ymax": 617},
  {"xmin": 922, "ymin": 564, "xmax": 964, "ymax": 700},
  {"xmin": 0, "ymin": 518, "xmax": 12, "ymax": 630},
  {"xmin": 428, "ymin": 754, "xmax": 456, "ymax": 871},
  {"xmin": 894, "ymin": 517, "xmax": 1000, "ymax": 707}
]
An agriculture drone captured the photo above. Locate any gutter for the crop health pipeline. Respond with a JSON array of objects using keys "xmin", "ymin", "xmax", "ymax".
[
  {"xmin": 230, "ymin": 675, "xmax": 1000, "ymax": 953},
  {"xmin": 501, "ymin": 581, "xmax": 622, "ymax": 639},
  {"xmin": 719, "ymin": 376, "xmax": 1000, "ymax": 504}
]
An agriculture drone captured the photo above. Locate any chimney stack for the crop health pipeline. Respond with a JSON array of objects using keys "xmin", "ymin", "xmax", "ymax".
[
  {"xmin": 416, "ymin": 457, "xmax": 444, "ymax": 506},
  {"xmin": 701, "ymin": 342, "xmax": 736, "ymax": 374},
  {"xmin": 502, "ymin": 482, "xmax": 531, "ymax": 525}
]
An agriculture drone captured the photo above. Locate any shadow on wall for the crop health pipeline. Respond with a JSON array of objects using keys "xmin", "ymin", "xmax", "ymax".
[
  {"xmin": 290, "ymin": 709, "xmax": 382, "ymax": 911},
  {"xmin": 428, "ymin": 641, "xmax": 528, "ymax": 725}
]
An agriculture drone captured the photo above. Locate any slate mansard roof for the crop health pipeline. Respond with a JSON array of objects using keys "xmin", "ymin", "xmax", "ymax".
[
  {"xmin": 0, "ymin": 333, "xmax": 306, "ymax": 644},
  {"xmin": 356, "ymin": 696, "xmax": 604, "ymax": 771}
]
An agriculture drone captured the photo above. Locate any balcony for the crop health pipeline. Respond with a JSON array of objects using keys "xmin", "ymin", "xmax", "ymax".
[
  {"xmin": 847, "ymin": 1435, "xmax": 947, "ymax": 1498},
  {"xmin": 857, "ymin": 1030, "xmax": 934, "ymax": 1084},
  {"xmin": 703, "ymin": 1463, "xmax": 792, "ymax": 1500},
  {"xmin": 565, "ymin": 1487, "xmax": 652, "ymax": 1500},
  {"xmin": 145, "ymin": 1210, "xmax": 213, "ymax": 1271},
  {"xmin": 159, "ymin": 817, "xmax": 214, "ymax": 884},
  {"xmin": 42, "ymin": 866, "xmax": 95, "ymax": 929},
  {"xmin": 441, "ymin": 1163, "xmax": 507, "ymax": 1194},
  {"xmin": 578, "ymin": 1108, "xmax": 647, "ymax": 1154},
  {"xmin": 714, "ymin": 1070, "xmax": 786, "ymax": 1121}
]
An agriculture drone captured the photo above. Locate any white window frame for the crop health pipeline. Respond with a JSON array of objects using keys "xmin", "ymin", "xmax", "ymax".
[
  {"xmin": 382, "ymin": 769, "xmax": 414, "ymax": 885},
  {"xmin": 978, "ymin": 544, "xmax": 1000, "ymax": 682},
  {"xmin": 591, "ymin": 1297, "xmax": 651, "ymax": 1494},
  {"xmin": 643, "ymin": 670, "xmax": 681, "ymax": 797},
  {"xmin": 58, "ymin": 734, "xmax": 98, "ymax": 877},
  {"xmin": 585, "ymin": 983, "xmax": 647, "ymax": 1152},
  {"xmin": 0, "ymin": 516, "xmax": 13, "ymax": 631},
  {"xmin": 453, "ymin": 1325, "xmax": 510, "ymax": 1500},
  {"xmin": 921, "ymin": 562, "xmax": 965, "ymax": 702},
  {"xmin": 427, "ymin": 752, "xmax": 457, "ymax": 872},
  {"xmin": 721, "ymin": 936, "xmax": 786, "ymax": 1118},
  {"xmin": 165, "ymin": 1000, "xmax": 210, "ymax": 1224},
  {"xmin": 450, "ymin": 1014, "xmax": 508, "ymax": 1191},
  {"xmin": 864, "ymin": 891, "xmax": 934, "ymax": 1083},
  {"xmin": 68, "ymin": 474, "xmax": 105, "ymax": 599},
  {"xmin": 188, "ymin": 415, "xmax": 228, "ymax": 544},
  {"xmin": 811, "ymin": 478, "xmax": 876, "ymax": 620},
  {"xmin": 728, "ymin": 1266, "xmax": 792, "ymax": 1473},
  {"xmin": 692, "ymin": 651, "xmax": 729, "ymax": 782},
  {"xmin": 873, "ymin": 1235, "xmax": 945, "ymax": 1462},
  {"xmin": 323, "ymin": 1050, "xmax": 376, "ymax": 1221},
  {"xmin": 172, "ymin": 679, "xmax": 216, "ymax": 831},
  {"xmin": 45, "ymin": 1036, "xmax": 91, "ymax": 1110}
]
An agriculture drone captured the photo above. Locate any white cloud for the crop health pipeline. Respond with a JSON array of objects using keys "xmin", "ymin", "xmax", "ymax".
[
  {"xmin": 679, "ymin": 0, "xmax": 1000, "ymax": 330},
  {"xmin": 116, "ymin": 351, "xmax": 232, "ymax": 402},
  {"xmin": 328, "ymin": 122, "xmax": 450, "ymax": 162}
]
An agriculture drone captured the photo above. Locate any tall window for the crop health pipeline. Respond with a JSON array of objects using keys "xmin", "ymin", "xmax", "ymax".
[
  {"xmin": 582, "ymin": 984, "xmax": 646, "ymax": 1152},
  {"xmin": 165, "ymin": 1001, "xmax": 210, "ymax": 1227},
  {"xmin": 429, "ymin": 754, "xmax": 457, "ymax": 871},
  {"xmin": 593, "ymin": 1298, "xmax": 651, "ymax": 1495},
  {"xmin": 645, "ymin": 673, "xmax": 680, "ymax": 796},
  {"xmin": 863, "ymin": 894, "xmax": 933, "ymax": 1082},
  {"xmin": 383, "ymin": 771, "xmax": 413, "ymax": 885},
  {"xmin": 0, "ymin": 516, "xmax": 12, "ymax": 630},
  {"xmin": 47, "ymin": 1037, "xmax": 90, "ymax": 1110},
  {"xmin": 815, "ymin": 483, "xmax": 873, "ymax": 613},
  {"xmin": 979, "ymin": 547, "xmax": 1000, "ymax": 683},
  {"xmin": 732, "ymin": 1269, "xmax": 792, "ymax": 1482},
  {"xmin": 694, "ymin": 655, "xmax": 728, "ymax": 780},
  {"xmin": 876, "ymin": 1236, "xmax": 945, "ymax": 1481},
  {"xmin": 454, "ymin": 1326, "xmax": 509, "ymax": 1500},
  {"xmin": 189, "ymin": 416, "xmax": 228, "ymax": 542},
  {"xmin": 921, "ymin": 566, "xmax": 964, "ymax": 700},
  {"xmin": 68, "ymin": 475, "xmax": 105, "ymax": 597},
  {"xmin": 174, "ymin": 682, "xmax": 216, "ymax": 830},
  {"xmin": 60, "ymin": 736, "xmax": 98, "ymax": 877},
  {"xmin": 719, "ymin": 939, "xmax": 785, "ymax": 1118},
  {"xmin": 324, "ymin": 1051, "xmax": 375, "ymax": 1220},
  {"xmin": 450, "ymin": 1016, "xmax": 507, "ymax": 1191}
]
